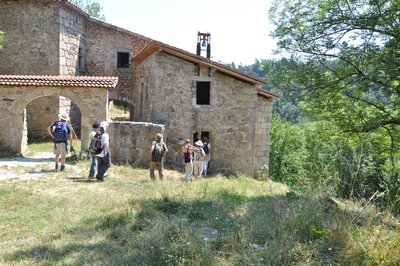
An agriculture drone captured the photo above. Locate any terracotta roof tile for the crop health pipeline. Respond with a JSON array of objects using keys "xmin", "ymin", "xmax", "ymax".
[{"xmin": 0, "ymin": 75, "xmax": 118, "ymax": 88}]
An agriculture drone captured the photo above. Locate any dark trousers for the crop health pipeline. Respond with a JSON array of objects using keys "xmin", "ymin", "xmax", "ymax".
[{"xmin": 96, "ymin": 152, "xmax": 111, "ymax": 181}]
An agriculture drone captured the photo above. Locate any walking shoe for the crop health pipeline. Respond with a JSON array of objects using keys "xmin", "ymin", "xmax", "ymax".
[
  {"xmin": 55, "ymin": 163, "xmax": 59, "ymax": 172},
  {"xmin": 88, "ymin": 175, "xmax": 95, "ymax": 179},
  {"xmin": 60, "ymin": 164, "xmax": 65, "ymax": 171}
]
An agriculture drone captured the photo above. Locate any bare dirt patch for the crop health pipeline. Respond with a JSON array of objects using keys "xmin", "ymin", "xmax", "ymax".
[{"xmin": 0, "ymin": 152, "xmax": 54, "ymax": 180}]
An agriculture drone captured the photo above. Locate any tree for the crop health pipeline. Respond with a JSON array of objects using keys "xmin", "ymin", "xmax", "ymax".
[
  {"xmin": 70, "ymin": 0, "xmax": 105, "ymax": 20},
  {"xmin": 269, "ymin": 0, "xmax": 400, "ymax": 134},
  {"xmin": 268, "ymin": 0, "xmax": 400, "ymax": 212}
]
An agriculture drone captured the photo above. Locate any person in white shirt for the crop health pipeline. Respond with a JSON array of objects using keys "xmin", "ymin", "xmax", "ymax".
[{"xmin": 95, "ymin": 121, "xmax": 111, "ymax": 181}]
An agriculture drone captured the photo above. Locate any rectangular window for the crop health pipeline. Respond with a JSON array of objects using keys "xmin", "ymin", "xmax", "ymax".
[
  {"xmin": 117, "ymin": 52, "xmax": 130, "ymax": 68},
  {"xmin": 196, "ymin": 81, "xmax": 210, "ymax": 105}
]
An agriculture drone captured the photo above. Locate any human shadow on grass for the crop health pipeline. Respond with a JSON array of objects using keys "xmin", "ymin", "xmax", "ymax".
[
  {"xmin": 3, "ymin": 187, "xmax": 348, "ymax": 265},
  {"xmin": 67, "ymin": 176, "xmax": 99, "ymax": 183}
]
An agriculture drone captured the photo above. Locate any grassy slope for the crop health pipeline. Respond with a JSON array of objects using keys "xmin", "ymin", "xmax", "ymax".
[{"xmin": 0, "ymin": 156, "xmax": 399, "ymax": 265}]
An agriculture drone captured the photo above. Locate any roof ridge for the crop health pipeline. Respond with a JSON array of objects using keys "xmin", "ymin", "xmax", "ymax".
[{"xmin": 0, "ymin": 75, "xmax": 118, "ymax": 88}]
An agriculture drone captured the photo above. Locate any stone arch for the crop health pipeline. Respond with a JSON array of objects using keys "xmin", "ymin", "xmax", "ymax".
[{"xmin": 9, "ymin": 87, "xmax": 97, "ymax": 154}]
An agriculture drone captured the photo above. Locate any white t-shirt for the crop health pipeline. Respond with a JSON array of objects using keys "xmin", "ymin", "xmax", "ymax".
[{"xmin": 97, "ymin": 133, "xmax": 109, "ymax": 157}]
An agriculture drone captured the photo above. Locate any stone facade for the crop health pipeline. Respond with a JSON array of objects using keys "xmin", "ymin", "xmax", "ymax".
[
  {"xmin": 134, "ymin": 52, "xmax": 273, "ymax": 176},
  {"xmin": 0, "ymin": 0, "xmax": 276, "ymax": 177},
  {"xmin": 59, "ymin": 5, "xmax": 87, "ymax": 75},
  {"xmin": 85, "ymin": 20, "xmax": 151, "ymax": 101},
  {"xmin": 0, "ymin": 1, "xmax": 60, "ymax": 75}
]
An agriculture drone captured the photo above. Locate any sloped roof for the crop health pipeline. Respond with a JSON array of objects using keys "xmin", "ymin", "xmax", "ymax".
[
  {"xmin": 31, "ymin": 1, "xmax": 278, "ymax": 99},
  {"xmin": 0, "ymin": 75, "xmax": 118, "ymax": 88},
  {"xmin": 133, "ymin": 41, "xmax": 279, "ymax": 99}
]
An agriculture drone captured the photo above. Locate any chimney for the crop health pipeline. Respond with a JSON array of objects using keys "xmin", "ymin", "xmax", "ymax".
[{"xmin": 196, "ymin": 32, "xmax": 211, "ymax": 59}]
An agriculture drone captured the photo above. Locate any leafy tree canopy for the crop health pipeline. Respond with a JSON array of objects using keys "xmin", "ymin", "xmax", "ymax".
[
  {"xmin": 70, "ymin": 0, "xmax": 105, "ymax": 20},
  {"xmin": 269, "ymin": 0, "xmax": 400, "ymax": 134}
]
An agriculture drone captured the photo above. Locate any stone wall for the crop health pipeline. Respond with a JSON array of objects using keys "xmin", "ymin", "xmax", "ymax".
[
  {"xmin": 85, "ymin": 20, "xmax": 151, "ymax": 102},
  {"xmin": 107, "ymin": 121, "xmax": 165, "ymax": 166},
  {"xmin": 133, "ymin": 52, "xmax": 273, "ymax": 176},
  {"xmin": 0, "ymin": 1, "xmax": 60, "ymax": 75}
]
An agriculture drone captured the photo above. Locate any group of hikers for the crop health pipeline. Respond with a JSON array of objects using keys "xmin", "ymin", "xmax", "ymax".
[
  {"xmin": 150, "ymin": 134, "xmax": 211, "ymax": 182},
  {"xmin": 47, "ymin": 113, "xmax": 111, "ymax": 181},
  {"xmin": 47, "ymin": 113, "xmax": 211, "ymax": 182}
]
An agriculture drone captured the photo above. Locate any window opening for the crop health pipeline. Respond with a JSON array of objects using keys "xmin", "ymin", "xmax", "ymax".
[
  {"xmin": 110, "ymin": 100, "xmax": 131, "ymax": 121},
  {"xmin": 196, "ymin": 81, "xmax": 210, "ymax": 105},
  {"xmin": 117, "ymin": 52, "xmax": 130, "ymax": 68}
]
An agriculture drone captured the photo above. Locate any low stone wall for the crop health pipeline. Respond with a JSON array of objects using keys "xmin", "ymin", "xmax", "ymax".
[{"xmin": 107, "ymin": 121, "xmax": 165, "ymax": 167}]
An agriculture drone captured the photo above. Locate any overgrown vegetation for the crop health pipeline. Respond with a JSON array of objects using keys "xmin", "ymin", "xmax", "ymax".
[
  {"xmin": 0, "ymin": 155, "xmax": 399, "ymax": 265},
  {"xmin": 226, "ymin": 0, "xmax": 400, "ymax": 216}
]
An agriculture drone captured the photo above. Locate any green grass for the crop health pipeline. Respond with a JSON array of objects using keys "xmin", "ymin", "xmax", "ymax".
[
  {"xmin": 0, "ymin": 155, "xmax": 399, "ymax": 265},
  {"xmin": 26, "ymin": 141, "xmax": 80, "ymax": 154}
]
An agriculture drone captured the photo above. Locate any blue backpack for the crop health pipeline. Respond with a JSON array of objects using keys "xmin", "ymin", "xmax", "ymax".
[{"xmin": 53, "ymin": 121, "xmax": 68, "ymax": 143}]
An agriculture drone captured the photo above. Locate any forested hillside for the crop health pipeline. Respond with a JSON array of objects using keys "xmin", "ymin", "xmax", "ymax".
[{"xmin": 232, "ymin": 0, "xmax": 400, "ymax": 214}]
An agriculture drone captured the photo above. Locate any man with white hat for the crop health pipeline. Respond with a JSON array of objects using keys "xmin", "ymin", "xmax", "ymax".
[
  {"xmin": 193, "ymin": 140, "xmax": 206, "ymax": 179},
  {"xmin": 47, "ymin": 113, "xmax": 74, "ymax": 171},
  {"xmin": 95, "ymin": 121, "xmax": 111, "ymax": 181}
]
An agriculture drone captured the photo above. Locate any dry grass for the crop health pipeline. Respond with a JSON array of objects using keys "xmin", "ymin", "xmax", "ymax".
[{"xmin": 0, "ymin": 152, "xmax": 399, "ymax": 265}]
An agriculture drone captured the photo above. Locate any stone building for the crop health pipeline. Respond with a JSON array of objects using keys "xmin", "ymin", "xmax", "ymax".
[{"xmin": 0, "ymin": 0, "xmax": 278, "ymax": 177}]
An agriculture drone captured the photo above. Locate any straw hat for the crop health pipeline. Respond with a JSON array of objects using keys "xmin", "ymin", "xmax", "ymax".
[
  {"xmin": 195, "ymin": 140, "xmax": 204, "ymax": 147},
  {"xmin": 58, "ymin": 113, "xmax": 70, "ymax": 121}
]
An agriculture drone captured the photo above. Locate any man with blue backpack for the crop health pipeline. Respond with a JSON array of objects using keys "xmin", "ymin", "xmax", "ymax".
[{"xmin": 47, "ymin": 113, "xmax": 74, "ymax": 172}]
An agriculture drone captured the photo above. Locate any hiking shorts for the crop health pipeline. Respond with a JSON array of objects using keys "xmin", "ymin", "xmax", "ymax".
[{"xmin": 54, "ymin": 142, "xmax": 68, "ymax": 155}]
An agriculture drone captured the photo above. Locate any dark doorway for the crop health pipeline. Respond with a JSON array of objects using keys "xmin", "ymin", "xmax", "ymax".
[{"xmin": 192, "ymin": 131, "xmax": 210, "ymax": 143}]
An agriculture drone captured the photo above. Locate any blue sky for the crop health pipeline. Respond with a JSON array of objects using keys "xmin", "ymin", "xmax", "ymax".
[{"xmin": 95, "ymin": 0, "xmax": 277, "ymax": 66}]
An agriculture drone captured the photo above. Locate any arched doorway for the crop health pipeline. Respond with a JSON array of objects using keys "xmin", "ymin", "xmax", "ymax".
[{"xmin": 24, "ymin": 95, "xmax": 82, "ymax": 157}]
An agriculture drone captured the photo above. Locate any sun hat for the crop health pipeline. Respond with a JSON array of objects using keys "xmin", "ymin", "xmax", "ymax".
[
  {"xmin": 92, "ymin": 122, "xmax": 100, "ymax": 128},
  {"xmin": 58, "ymin": 113, "xmax": 70, "ymax": 121},
  {"xmin": 195, "ymin": 140, "xmax": 204, "ymax": 147}
]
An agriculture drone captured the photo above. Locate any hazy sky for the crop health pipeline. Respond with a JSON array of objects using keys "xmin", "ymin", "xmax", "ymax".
[{"xmin": 95, "ymin": 0, "xmax": 277, "ymax": 66}]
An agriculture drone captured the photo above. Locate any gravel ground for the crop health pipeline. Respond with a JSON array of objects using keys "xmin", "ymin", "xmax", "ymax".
[{"xmin": 0, "ymin": 152, "xmax": 55, "ymax": 180}]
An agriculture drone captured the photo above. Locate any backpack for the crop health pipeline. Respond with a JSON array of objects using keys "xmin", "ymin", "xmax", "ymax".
[
  {"xmin": 184, "ymin": 147, "xmax": 191, "ymax": 163},
  {"xmin": 203, "ymin": 142, "xmax": 210, "ymax": 155},
  {"xmin": 89, "ymin": 132, "xmax": 103, "ymax": 154},
  {"xmin": 53, "ymin": 121, "xmax": 68, "ymax": 143},
  {"xmin": 152, "ymin": 141, "xmax": 165, "ymax": 162}
]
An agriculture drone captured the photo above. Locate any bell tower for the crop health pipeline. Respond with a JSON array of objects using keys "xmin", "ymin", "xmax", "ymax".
[{"xmin": 196, "ymin": 32, "xmax": 211, "ymax": 59}]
